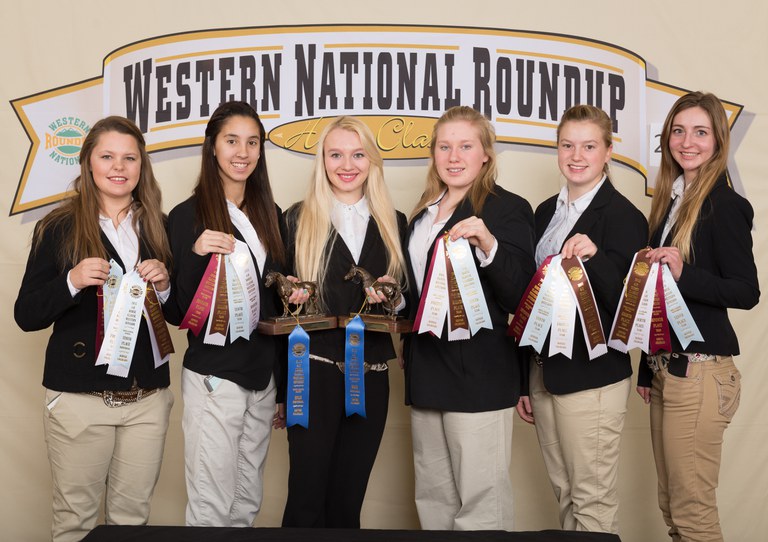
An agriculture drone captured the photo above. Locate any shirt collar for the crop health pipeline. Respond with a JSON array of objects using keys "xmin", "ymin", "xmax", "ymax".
[
  {"xmin": 99, "ymin": 207, "xmax": 133, "ymax": 226},
  {"xmin": 333, "ymin": 195, "xmax": 370, "ymax": 220},
  {"xmin": 671, "ymin": 175, "xmax": 685, "ymax": 200},
  {"xmin": 556, "ymin": 176, "xmax": 606, "ymax": 213}
]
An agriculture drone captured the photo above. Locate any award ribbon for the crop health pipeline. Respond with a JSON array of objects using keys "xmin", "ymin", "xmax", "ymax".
[
  {"xmin": 204, "ymin": 255, "xmax": 229, "ymax": 346},
  {"xmin": 561, "ymin": 257, "xmax": 607, "ymax": 359},
  {"xmin": 446, "ymin": 237, "xmax": 492, "ymax": 336},
  {"xmin": 547, "ymin": 262, "xmax": 576, "ymax": 358},
  {"xmin": 519, "ymin": 255, "xmax": 561, "ymax": 354},
  {"xmin": 227, "ymin": 239, "xmax": 260, "ymax": 340},
  {"xmin": 96, "ymin": 271, "xmax": 147, "ymax": 377},
  {"xmin": 608, "ymin": 250, "xmax": 653, "ymax": 353},
  {"xmin": 344, "ymin": 315, "xmax": 366, "ymax": 418},
  {"xmin": 179, "ymin": 254, "xmax": 219, "ymax": 336},
  {"xmin": 625, "ymin": 260, "xmax": 659, "ymax": 352},
  {"xmin": 508, "ymin": 255, "xmax": 554, "ymax": 341},
  {"xmin": 414, "ymin": 235, "xmax": 491, "ymax": 341},
  {"xmin": 96, "ymin": 259, "xmax": 123, "ymax": 357},
  {"xmin": 516, "ymin": 255, "xmax": 607, "ymax": 359},
  {"xmin": 661, "ymin": 264, "xmax": 703, "ymax": 349},
  {"xmin": 413, "ymin": 236, "xmax": 449, "ymax": 338},
  {"xmin": 608, "ymin": 249, "xmax": 703, "ymax": 353},
  {"xmin": 649, "ymin": 267, "xmax": 672, "ymax": 353},
  {"xmin": 287, "ymin": 325, "xmax": 310, "ymax": 428},
  {"xmin": 445, "ymin": 246, "xmax": 470, "ymax": 341},
  {"xmin": 144, "ymin": 284, "xmax": 175, "ymax": 367}
]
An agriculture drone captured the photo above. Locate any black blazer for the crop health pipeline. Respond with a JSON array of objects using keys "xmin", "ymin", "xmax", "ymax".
[
  {"xmin": 638, "ymin": 175, "xmax": 759, "ymax": 386},
  {"xmin": 15, "ymin": 216, "xmax": 171, "ymax": 392},
  {"xmin": 524, "ymin": 180, "xmax": 648, "ymax": 395},
  {"xmin": 167, "ymin": 196, "xmax": 285, "ymax": 392},
  {"xmin": 283, "ymin": 202, "xmax": 407, "ymax": 365},
  {"xmin": 403, "ymin": 186, "xmax": 536, "ymax": 412}
]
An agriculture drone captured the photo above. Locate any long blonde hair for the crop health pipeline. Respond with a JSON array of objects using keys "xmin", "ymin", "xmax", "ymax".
[
  {"xmin": 410, "ymin": 106, "xmax": 498, "ymax": 221},
  {"xmin": 33, "ymin": 116, "xmax": 170, "ymax": 268},
  {"xmin": 292, "ymin": 117, "xmax": 406, "ymax": 307},
  {"xmin": 648, "ymin": 92, "xmax": 730, "ymax": 262}
]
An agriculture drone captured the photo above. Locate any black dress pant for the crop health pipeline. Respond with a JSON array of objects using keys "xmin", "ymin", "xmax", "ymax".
[{"xmin": 282, "ymin": 359, "xmax": 389, "ymax": 528}]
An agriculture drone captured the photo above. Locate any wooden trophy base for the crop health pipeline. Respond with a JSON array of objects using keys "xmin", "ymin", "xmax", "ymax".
[
  {"xmin": 257, "ymin": 315, "xmax": 338, "ymax": 335},
  {"xmin": 338, "ymin": 314, "xmax": 413, "ymax": 333}
]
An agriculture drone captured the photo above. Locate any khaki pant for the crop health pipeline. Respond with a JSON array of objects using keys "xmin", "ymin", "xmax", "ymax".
[
  {"xmin": 529, "ymin": 363, "xmax": 630, "ymax": 533},
  {"xmin": 650, "ymin": 356, "xmax": 741, "ymax": 542},
  {"xmin": 411, "ymin": 406, "xmax": 515, "ymax": 531},
  {"xmin": 182, "ymin": 368, "xmax": 276, "ymax": 527},
  {"xmin": 43, "ymin": 388, "xmax": 173, "ymax": 542}
]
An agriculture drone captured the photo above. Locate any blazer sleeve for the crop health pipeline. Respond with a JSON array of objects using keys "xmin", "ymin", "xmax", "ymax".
[
  {"xmin": 167, "ymin": 201, "xmax": 212, "ymax": 318},
  {"xmin": 583, "ymin": 200, "xmax": 648, "ymax": 311},
  {"xmin": 14, "ymin": 221, "xmax": 81, "ymax": 332},
  {"xmin": 479, "ymin": 192, "xmax": 537, "ymax": 314},
  {"xmin": 676, "ymin": 193, "xmax": 759, "ymax": 310}
]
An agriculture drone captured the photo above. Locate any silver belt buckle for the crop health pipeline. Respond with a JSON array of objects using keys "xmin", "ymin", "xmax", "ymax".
[{"xmin": 102, "ymin": 391, "xmax": 125, "ymax": 408}]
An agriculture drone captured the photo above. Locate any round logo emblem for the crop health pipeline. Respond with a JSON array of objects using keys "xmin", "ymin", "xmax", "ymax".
[
  {"xmin": 292, "ymin": 343, "xmax": 306, "ymax": 356},
  {"xmin": 349, "ymin": 333, "xmax": 361, "ymax": 346},
  {"xmin": 567, "ymin": 266, "xmax": 583, "ymax": 281},
  {"xmin": 633, "ymin": 261, "xmax": 650, "ymax": 276},
  {"xmin": 129, "ymin": 285, "xmax": 144, "ymax": 298}
]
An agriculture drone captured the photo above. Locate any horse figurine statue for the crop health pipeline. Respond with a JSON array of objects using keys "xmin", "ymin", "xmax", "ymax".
[
  {"xmin": 264, "ymin": 271, "xmax": 319, "ymax": 317},
  {"xmin": 343, "ymin": 265, "xmax": 401, "ymax": 319}
]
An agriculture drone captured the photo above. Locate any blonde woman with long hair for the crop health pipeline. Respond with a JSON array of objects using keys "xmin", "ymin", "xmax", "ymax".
[
  {"xmin": 281, "ymin": 116, "xmax": 406, "ymax": 528},
  {"xmin": 637, "ymin": 92, "xmax": 759, "ymax": 542},
  {"xmin": 403, "ymin": 106, "xmax": 536, "ymax": 530}
]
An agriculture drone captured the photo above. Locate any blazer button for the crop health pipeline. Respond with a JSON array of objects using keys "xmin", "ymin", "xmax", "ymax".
[{"xmin": 73, "ymin": 341, "xmax": 86, "ymax": 359}]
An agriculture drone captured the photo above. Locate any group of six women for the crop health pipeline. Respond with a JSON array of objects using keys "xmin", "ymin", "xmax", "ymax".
[{"xmin": 15, "ymin": 91, "xmax": 758, "ymax": 542}]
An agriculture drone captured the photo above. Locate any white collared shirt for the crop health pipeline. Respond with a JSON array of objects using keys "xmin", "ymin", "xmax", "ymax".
[
  {"xmin": 408, "ymin": 192, "xmax": 497, "ymax": 295},
  {"xmin": 659, "ymin": 175, "xmax": 686, "ymax": 246},
  {"xmin": 535, "ymin": 177, "xmax": 606, "ymax": 267},
  {"xmin": 67, "ymin": 209, "xmax": 170, "ymax": 302},
  {"xmin": 331, "ymin": 196, "xmax": 370, "ymax": 263}
]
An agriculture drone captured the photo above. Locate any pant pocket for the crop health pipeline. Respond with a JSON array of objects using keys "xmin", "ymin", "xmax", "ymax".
[{"xmin": 713, "ymin": 369, "xmax": 741, "ymax": 419}]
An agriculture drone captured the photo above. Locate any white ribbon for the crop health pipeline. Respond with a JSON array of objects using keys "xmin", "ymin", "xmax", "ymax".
[
  {"xmin": 662, "ymin": 264, "xmax": 703, "ymax": 349},
  {"xmin": 417, "ymin": 237, "xmax": 449, "ymax": 338},
  {"xmin": 446, "ymin": 237, "xmax": 492, "ymax": 336},
  {"xmin": 96, "ymin": 271, "xmax": 147, "ymax": 377}
]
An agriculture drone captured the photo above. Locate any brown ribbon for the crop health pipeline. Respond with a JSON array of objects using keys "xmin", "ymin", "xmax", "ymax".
[
  {"xmin": 445, "ymin": 241, "xmax": 469, "ymax": 333},
  {"xmin": 610, "ymin": 249, "xmax": 652, "ymax": 344},
  {"xmin": 561, "ymin": 256, "xmax": 605, "ymax": 349},
  {"xmin": 144, "ymin": 285, "xmax": 175, "ymax": 358},
  {"xmin": 209, "ymin": 255, "xmax": 230, "ymax": 336}
]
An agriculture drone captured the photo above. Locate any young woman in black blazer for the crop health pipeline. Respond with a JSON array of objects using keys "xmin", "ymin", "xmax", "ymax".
[
  {"xmin": 15, "ymin": 116, "xmax": 173, "ymax": 542},
  {"xmin": 637, "ymin": 92, "xmax": 759, "ymax": 542},
  {"xmin": 515, "ymin": 105, "xmax": 647, "ymax": 534},
  {"xmin": 403, "ymin": 106, "xmax": 536, "ymax": 530},
  {"xmin": 167, "ymin": 101, "xmax": 286, "ymax": 527},
  {"xmin": 281, "ymin": 116, "xmax": 407, "ymax": 528}
]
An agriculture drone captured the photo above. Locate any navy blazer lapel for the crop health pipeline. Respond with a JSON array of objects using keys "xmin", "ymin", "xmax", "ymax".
[
  {"xmin": 562, "ymin": 181, "xmax": 616, "ymax": 246},
  {"xmin": 100, "ymin": 230, "xmax": 127, "ymax": 272}
]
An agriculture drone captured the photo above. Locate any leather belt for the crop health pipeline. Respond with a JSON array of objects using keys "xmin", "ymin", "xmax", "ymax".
[{"xmin": 86, "ymin": 387, "xmax": 159, "ymax": 407}]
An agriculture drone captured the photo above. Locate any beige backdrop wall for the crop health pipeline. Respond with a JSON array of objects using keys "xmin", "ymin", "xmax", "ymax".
[{"xmin": 2, "ymin": 2, "xmax": 766, "ymax": 541}]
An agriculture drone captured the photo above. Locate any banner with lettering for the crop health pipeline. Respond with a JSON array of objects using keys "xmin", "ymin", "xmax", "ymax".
[{"xmin": 10, "ymin": 24, "xmax": 742, "ymax": 214}]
